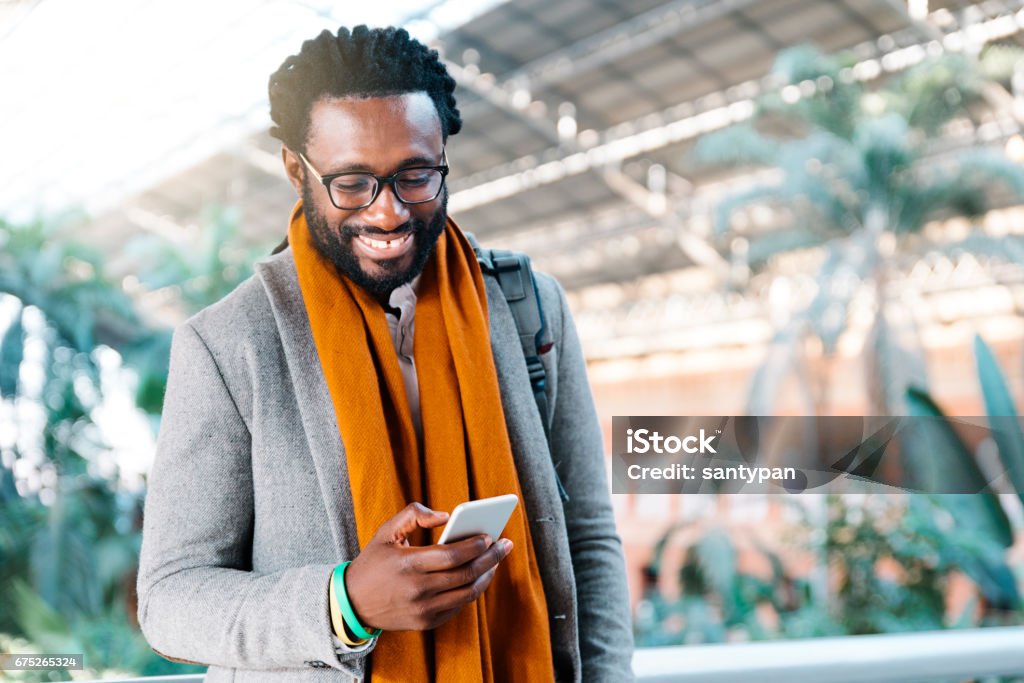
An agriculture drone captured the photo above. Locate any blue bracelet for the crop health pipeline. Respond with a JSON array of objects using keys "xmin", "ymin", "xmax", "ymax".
[{"xmin": 333, "ymin": 561, "xmax": 382, "ymax": 640}]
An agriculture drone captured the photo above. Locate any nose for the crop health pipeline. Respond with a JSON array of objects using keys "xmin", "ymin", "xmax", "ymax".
[{"xmin": 358, "ymin": 181, "xmax": 411, "ymax": 232}]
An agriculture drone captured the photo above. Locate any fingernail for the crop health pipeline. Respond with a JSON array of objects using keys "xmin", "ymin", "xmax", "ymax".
[{"xmin": 501, "ymin": 539, "xmax": 513, "ymax": 553}]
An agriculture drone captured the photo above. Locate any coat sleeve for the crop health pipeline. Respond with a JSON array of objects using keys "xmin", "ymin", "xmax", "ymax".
[
  {"xmin": 540, "ymin": 273, "xmax": 636, "ymax": 681},
  {"xmin": 136, "ymin": 322, "xmax": 376, "ymax": 675}
]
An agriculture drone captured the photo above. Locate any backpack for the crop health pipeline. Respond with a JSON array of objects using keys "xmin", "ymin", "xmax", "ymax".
[
  {"xmin": 271, "ymin": 233, "xmax": 570, "ymax": 503},
  {"xmin": 464, "ymin": 232, "xmax": 570, "ymax": 503}
]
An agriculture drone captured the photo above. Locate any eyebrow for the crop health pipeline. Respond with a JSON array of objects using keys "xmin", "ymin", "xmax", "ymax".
[{"xmin": 326, "ymin": 154, "xmax": 442, "ymax": 175}]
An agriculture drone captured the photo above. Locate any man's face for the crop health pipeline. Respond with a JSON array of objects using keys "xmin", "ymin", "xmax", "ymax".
[{"xmin": 287, "ymin": 92, "xmax": 447, "ymax": 300}]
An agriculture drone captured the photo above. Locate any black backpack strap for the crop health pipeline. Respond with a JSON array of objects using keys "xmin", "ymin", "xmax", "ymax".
[{"xmin": 465, "ymin": 232, "xmax": 570, "ymax": 503}]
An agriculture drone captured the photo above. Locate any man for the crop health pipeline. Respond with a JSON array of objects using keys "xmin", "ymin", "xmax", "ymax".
[{"xmin": 136, "ymin": 25, "xmax": 633, "ymax": 682}]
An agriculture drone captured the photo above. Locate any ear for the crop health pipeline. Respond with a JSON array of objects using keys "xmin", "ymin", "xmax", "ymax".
[{"xmin": 281, "ymin": 146, "xmax": 304, "ymax": 196}]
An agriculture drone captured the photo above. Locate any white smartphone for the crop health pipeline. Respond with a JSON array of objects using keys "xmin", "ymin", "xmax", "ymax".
[{"xmin": 437, "ymin": 494, "xmax": 519, "ymax": 545}]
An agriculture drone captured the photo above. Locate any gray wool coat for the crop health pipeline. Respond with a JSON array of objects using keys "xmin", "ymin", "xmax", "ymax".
[{"xmin": 136, "ymin": 247, "xmax": 635, "ymax": 682}]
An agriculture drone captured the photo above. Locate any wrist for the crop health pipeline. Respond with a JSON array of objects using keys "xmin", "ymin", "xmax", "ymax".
[
  {"xmin": 329, "ymin": 569, "xmax": 368, "ymax": 646},
  {"xmin": 334, "ymin": 561, "xmax": 383, "ymax": 641}
]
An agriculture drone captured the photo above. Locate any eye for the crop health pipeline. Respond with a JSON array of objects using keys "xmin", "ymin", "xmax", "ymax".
[
  {"xmin": 332, "ymin": 175, "xmax": 373, "ymax": 193},
  {"xmin": 396, "ymin": 170, "xmax": 433, "ymax": 188}
]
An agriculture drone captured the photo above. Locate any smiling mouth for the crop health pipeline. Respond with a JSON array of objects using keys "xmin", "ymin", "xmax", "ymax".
[{"xmin": 355, "ymin": 233, "xmax": 412, "ymax": 251}]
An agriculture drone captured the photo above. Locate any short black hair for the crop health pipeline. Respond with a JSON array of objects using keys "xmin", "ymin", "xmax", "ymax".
[{"xmin": 268, "ymin": 25, "xmax": 462, "ymax": 152}]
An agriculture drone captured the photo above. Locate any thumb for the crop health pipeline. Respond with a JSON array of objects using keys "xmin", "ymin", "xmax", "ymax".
[{"xmin": 378, "ymin": 502, "xmax": 449, "ymax": 543}]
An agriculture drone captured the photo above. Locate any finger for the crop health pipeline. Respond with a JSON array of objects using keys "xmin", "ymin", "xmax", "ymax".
[
  {"xmin": 378, "ymin": 502, "xmax": 449, "ymax": 543},
  {"xmin": 423, "ymin": 538, "xmax": 512, "ymax": 594},
  {"xmin": 406, "ymin": 534, "xmax": 494, "ymax": 573},
  {"xmin": 426, "ymin": 605, "xmax": 462, "ymax": 630},
  {"xmin": 427, "ymin": 566, "xmax": 498, "ymax": 614}
]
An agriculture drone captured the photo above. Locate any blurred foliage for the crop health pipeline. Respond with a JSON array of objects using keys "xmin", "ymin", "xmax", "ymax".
[
  {"xmin": 680, "ymin": 45, "xmax": 1024, "ymax": 652},
  {"xmin": 901, "ymin": 334, "xmax": 1024, "ymax": 615},
  {"xmin": 124, "ymin": 206, "xmax": 269, "ymax": 315},
  {"xmin": 829, "ymin": 495, "xmax": 976, "ymax": 635},
  {"xmin": 635, "ymin": 519, "xmax": 840, "ymax": 646},
  {"xmin": 122, "ymin": 205, "xmax": 271, "ymax": 415},
  {"xmin": 694, "ymin": 44, "xmax": 1024, "ymax": 416},
  {"xmin": 0, "ymin": 209, "xmax": 270, "ymax": 680},
  {"xmin": 637, "ymin": 333, "xmax": 1024, "ymax": 645}
]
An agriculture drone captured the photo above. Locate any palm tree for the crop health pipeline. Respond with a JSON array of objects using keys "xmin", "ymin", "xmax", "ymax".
[
  {"xmin": 694, "ymin": 44, "xmax": 1024, "ymax": 416},
  {"xmin": 683, "ymin": 45, "xmax": 1024, "ymax": 636}
]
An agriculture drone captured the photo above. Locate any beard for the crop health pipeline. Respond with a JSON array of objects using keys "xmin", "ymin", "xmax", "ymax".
[{"xmin": 301, "ymin": 184, "xmax": 448, "ymax": 300}]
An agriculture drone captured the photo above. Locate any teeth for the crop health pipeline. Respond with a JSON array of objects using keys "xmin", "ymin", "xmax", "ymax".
[{"xmin": 358, "ymin": 234, "xmax": 410, "ymax": 250}]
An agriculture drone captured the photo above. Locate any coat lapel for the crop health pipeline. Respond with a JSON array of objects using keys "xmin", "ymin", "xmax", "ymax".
[
  {"xmin": 483, "ymin": 277, "xmax": 565, "ymax": 518},
  {"xmin": 255, "ymin": 250, "xmax": 361, "ymax": 560}
]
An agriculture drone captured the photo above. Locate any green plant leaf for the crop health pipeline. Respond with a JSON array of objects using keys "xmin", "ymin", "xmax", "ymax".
[
  {"xmin": 691, "ymin": 124, "xmax": 780, "ymax": 168},
  {"xmin": 904, "ymin": 387, "xmax": 1019, "ymax": 609},
  {"xmin": 694, "ymin": 528, "xmax": 741, "ymax": 621},
  {"xmin": 9, "ymin": 576, "xmax": 82, "ymax": 653},
  {"xmin": 0, "ymin": 307, "xmax": 24, "ymax": 399},
  {"xmin": 902, "ymin": 387, "xmax": 987, "ymax": 490},
  {"xmin": 909, "ymin": 387, "xmax": 1011, "ymax": 540},
  {"xmin": 973, "ymin": 334, "xmax": 1024, "ymax": 505},
  {"xmin": 647, "ymin": 520, "xmax": 690, "ymax": 579},
  {"xmin": 962, "ymin": 555, "xmax": 1021, "ymax": 610}
]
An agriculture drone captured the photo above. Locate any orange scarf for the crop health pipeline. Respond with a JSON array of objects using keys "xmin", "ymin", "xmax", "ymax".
[{"xmin": 287, "ymin": 201, "xmax": 554, "ymax": 682}]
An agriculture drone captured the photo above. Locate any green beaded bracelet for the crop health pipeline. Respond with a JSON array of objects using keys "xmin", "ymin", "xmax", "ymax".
[{"xmin": 333, "ymin": 561, "xmax": 382, "ymax": 640}]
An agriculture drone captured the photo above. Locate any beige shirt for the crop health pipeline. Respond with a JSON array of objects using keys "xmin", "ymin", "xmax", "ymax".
[{"xmin": 383, "ymin": 275, "xmax": 422, "ymax": 443}]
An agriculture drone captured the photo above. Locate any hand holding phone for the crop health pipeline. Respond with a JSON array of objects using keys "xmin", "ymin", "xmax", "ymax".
[
  {"xmin": 437, "ymin": 494, "xmax": 519, "ymax": 545},
  {"xmin": 345, "ymin": 502, "xmax": 514, "ymax": 632}
]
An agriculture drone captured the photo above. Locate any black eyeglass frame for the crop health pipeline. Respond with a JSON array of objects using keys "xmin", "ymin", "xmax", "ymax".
[{"xmin": 297, "ymin": 148, "xmax": 449, "ymax": 211}]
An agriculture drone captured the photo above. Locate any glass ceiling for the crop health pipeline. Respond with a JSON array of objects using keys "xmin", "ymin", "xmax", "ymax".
[{"xmin": 0, "ymin": 0, "xmax": 504, "ymax": 224}]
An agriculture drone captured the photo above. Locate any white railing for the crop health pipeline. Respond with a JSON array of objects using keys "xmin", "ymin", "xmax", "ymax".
[
  {"xmin": 99, "ymin": 627, "xmax": 1024, "ymax": 682},
  {"xmin": 633, "ymin": 627, "xmax": 1024, "ymax": 682}
]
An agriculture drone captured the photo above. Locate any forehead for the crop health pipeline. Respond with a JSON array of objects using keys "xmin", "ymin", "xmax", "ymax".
[{"xmin": 305, "ymin": 92, "xmax": 443, "ymax": 170}]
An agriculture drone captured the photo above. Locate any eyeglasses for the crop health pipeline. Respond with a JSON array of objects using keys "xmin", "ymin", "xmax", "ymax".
[{"xmin": 297, "ymin": 148, "xmax": 449, "ymax": 211}]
